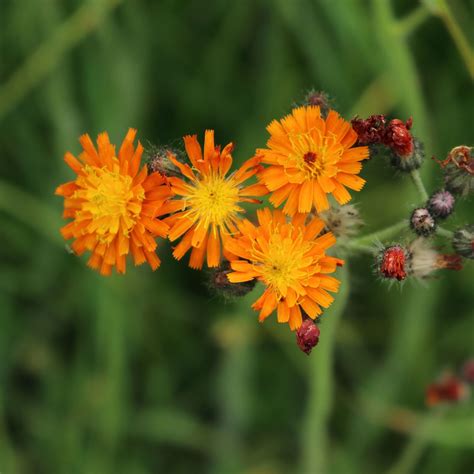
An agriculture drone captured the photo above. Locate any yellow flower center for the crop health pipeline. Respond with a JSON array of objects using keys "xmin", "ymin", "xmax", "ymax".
[
  {"xmin": 186, "ymin": 174, "xmax": 240, "ymax": 227},
  {"xmin": 77, "ymin": 162, "xmax": 145, "ymax": 242},
  {"xmin": 256, "ymin": 230, "xmax": 311, "ymax": 297},
  {"xmin": 289, "ymin": 131, "xmax": 342, "ymax": 178}
]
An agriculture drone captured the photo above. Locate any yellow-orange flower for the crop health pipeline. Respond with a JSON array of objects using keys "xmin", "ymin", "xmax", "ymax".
[
  {"xmin": 165, "ymin": 130, "xmax": 268, "ymax": 269},
  {"xmin": 225, "ymin": 208, "xmax": 344, "ymax": 330},
  {"xmin": 258, "ymin": 106, "xmax": 369, "ymax": 215},
  {"xmin": 55, "ymin": 129, "xmax": 173, "ymax": 275}
]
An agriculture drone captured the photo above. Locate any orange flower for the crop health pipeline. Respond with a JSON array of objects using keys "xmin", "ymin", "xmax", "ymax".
[
  {"xmin": 258, "ymin": 106, "xmax": 369, "ymax": 215},
  {"xmin": 55, "ymin": 129, "xmax": 173, "ymax": 275},
  {"xmin": 165, "ymin": 130, "xmax": 268, "ymax": 269},
  {"xmin": 225, "ymin": 208, "xmax": 343, "ymax": 330}
]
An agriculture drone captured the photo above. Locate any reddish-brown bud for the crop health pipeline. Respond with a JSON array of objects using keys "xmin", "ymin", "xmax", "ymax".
[
  {"xmin": 351, "ymin": 114, "xmax": 386, "ymax": 145},
  {"xmin": 379, "ymin": 245, "xmax": 408, "ymax": 281},
  {"xmin": 296, "ymin": 319, "xmax": 320, "ymax": 355},
  {"xmin": 410, "ymin": 207, "xmax": 436, "ymax": 237},
  {"xmin": 426, "ymin": 373, "xmax": 470, "ymax": 407},
  {"xmin": 384, "ymin": 118, "xmax": 414, "ymax": 157}
]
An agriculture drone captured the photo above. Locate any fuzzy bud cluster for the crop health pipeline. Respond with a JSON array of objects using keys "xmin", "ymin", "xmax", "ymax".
[
  {"xmin": 408, "ymin": 189, "xmax": 455, "ymax": 238},
  {"xmin": 410, "ymin": 208, "xmax": 436, "ymax": 237},
  {"xmin": 302, "ymin": 90, "xmax": 332, "ymax": 118},
  {"xmin": 352, "ymin": 115, "xmax": 423, "ymax": 171}
]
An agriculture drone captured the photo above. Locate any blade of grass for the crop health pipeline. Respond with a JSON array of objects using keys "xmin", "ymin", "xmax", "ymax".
[
  {"xmin": 300, "ymin": 264, "xmax": 350, "ymax": 474},
  {"xmin": 0, "ymin": 0, "xmax": 122, "ymax": 122}
]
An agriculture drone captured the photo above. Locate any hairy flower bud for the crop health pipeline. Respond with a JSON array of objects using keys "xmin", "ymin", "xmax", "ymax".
[
  {"xmin": 319, "ymin": 204, "xmax": 363, "ymax": 238},
  {"xmin": 378, "ymin": 245, "xmax": 409, "ymax": 281},
  {"xmin": 437, "ymin": 146, "xmax": 474, "ymax": 197},
  {"xmin": 351, "ymin": 115, "xmax": 422, "ymax": 171},
  {"xmin": 208, "ymin": 261, "xmax": 256, "ymax": 299},
  {"xmin": 410, "ymin": 207, "xmax": 436, "ymax": 237},
  {"xmin": 453, "ymin": 224, "xmax": 474, "ymax": 259},
  {"xmin": 296, "ymin": 318, "xmax": 320, "ymax": 355},
  {"xmin": 146, "ymin": 145, "xmax": 181, "ymax": 178},
  {"xmin": 389, "ymin": 137, "xmax": 424, "ymax": 172},
  {"xmin": 302, "ymin": 90, "xmax": 332, "ymax": 117},
  {"xmin": 427, "ymin": 190, "xmax": 455, "ymax": 219}
]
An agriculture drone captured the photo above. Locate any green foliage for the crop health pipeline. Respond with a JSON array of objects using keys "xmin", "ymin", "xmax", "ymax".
[{"xmin": 0, "ymin": 0, "xmax": 473, "ymax": 473}]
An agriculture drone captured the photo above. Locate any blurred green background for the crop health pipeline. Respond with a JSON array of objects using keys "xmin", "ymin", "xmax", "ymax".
[{"xmin": 0, "ymin": 0, "xmax": 473, "ymax": 473}]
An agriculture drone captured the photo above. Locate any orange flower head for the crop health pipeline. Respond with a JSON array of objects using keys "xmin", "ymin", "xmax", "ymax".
[
  {"xmin": 55, "ymin": 129, "xmax": 173, "ymax": 275},
  {"xmin": 225, "ymin": 208, "xmax": 344, "ymax": 330},
  {"xmin": 164, "ymin": 130, "xmax": 268, "ymax": 270},
  {"xmin": 258, "ymin": 106, "xmax": 369, "ymax": 215}
]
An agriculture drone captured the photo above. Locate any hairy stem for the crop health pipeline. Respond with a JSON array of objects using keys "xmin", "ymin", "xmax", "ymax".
[
  {"xmin": 351, "ymin": 220, "xmax": 408, "ymax": 247},
  {"xmin": 410, "ymin": 169, "xmax": 429, "ymax": 201}
]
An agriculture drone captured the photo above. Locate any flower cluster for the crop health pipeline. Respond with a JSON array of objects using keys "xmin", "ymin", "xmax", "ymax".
[{"xmin": 55, "ymin": 91, "xmax": 471, "ymax": 355}]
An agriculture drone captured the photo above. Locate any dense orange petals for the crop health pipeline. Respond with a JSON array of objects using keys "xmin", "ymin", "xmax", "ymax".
[
  {"xmin": 257, "ymin": 106, "xmax": 369, "ymax": 215},
  {"xmin": 56, "ymin": 129, "xmax": 172, "ymax": 275},
  {"xmin": 166, "ymin": 130, "xmax": 268, "ymax": 269},
  {"xmin": 226, "ymin": 209, "xmax": 344, "ymax": 330}
]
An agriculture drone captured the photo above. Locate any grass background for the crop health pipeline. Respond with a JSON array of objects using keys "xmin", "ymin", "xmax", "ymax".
[{"xmin": 0, "ymin": 0, "xmax": 473, "ymax": 473}]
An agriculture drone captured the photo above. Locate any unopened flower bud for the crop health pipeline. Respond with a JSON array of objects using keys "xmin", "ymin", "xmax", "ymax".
[
  {"xmin": 389, "ymin": 137, "xmax": 424, "ymax": 172},
  {"xmin": 302, "ymin": 90, "xmax": 332, "ymax": 117},
  {"xmin": 378, "ymin": 245, "xmax": 409, "ymax": 281},
  {"xmin": 427, "ymin": 190, "xmax": 455, "ymax": 219},
  {"xmin": 437, "ymin": 146, "xmax": 474, "ymax": 197},
  {"xmin": 462, "ymin": 359, "xmax": 474, "ymax": 384},
  {"xmin": 351, "ymin": 114, "xmax": 386, "ymax": 145},
  {"xmin": 296, "ymin": 318, "xmax": 320, "ymax": 355},
  {"xmin": 453, "ymin": 224, "xmax": 474, "ymax": 259},
  {"xmin": 426, "ymin": 373, "xmax": 470, "ymax": 407},
  {"xmin": 208, "ymin": 261, "xmax": 256, "ymax": 299},
  {"xmin": 146, "ymin": 145, "xmax": 181, "ymax": 178},
  {"xmin": 319, "ymin": 204, "xmax": 363, "ymax": 238},
  {"xmin": 384, "ymin": 118, "xmax": 414, "ymax": 157},
  {"xmin": 410, "ymin": 207, "xmax": 436, "ymax": 237}
]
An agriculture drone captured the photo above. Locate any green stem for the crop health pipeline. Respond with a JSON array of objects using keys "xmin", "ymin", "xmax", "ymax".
[
  {"xmin": 424, "ymin": 0, "xmax": 474, "ymax": 79},
  {"xmin": 386, "ymin": 413, "xmax": 443, "ymax": 474},
  {"xmin": 395, "ymin": 5, "xmax": 431, "ymax": 38},
  {"xmin": 341, "ymin": 241, "xmax": 376, "ymax": 255},
  {"xmin": 300, "ymin": 264, "xmax": 350, "ymax": 474},
  {"xmin": 410, "ymin": 169, "xmax": 429, "ymax": 201},
  {"xmin": 351, "ymin": 220, "xmax": 408, "ymax": 247},
  {"xmin": 0, "ymin": 0, "xmax": 122, "ymax": 121}
]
